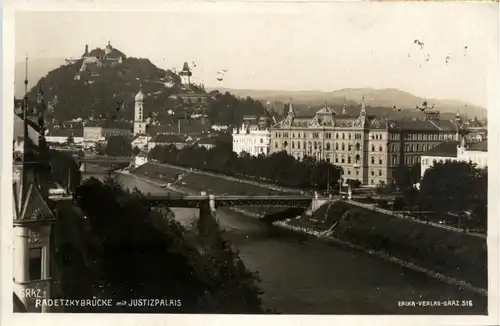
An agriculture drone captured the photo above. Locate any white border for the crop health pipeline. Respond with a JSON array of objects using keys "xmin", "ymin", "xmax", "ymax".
[{"xmin": 1, "ymin": 1, "xmax": 499, "ymax": 325}]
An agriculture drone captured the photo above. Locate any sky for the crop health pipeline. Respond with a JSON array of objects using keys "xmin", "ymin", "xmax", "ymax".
[{"xmin": 14, "ymin": 2, "xmax": 499, "ymax": 108}]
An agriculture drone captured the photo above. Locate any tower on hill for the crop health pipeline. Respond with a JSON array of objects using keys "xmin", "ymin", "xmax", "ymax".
[
  {"xmin": 179, "ymin": 62, "xmax": 192, "ymax": 86},
  {"xmin": 133, "ymin": 87, "xmax": 147, "ymax": 136}
]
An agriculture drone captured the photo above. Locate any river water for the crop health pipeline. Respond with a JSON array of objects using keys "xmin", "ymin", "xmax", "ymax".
[{"xmin": 83, "ymin": 173, "xmax": 487, "ymax": 314}]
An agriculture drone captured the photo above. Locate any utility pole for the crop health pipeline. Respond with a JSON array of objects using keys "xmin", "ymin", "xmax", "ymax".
[{"xmin": 326, "ymin": 169, "xmax": 330, "ymax": 195}]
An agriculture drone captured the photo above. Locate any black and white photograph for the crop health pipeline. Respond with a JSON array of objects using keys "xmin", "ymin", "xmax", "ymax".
[{"xmin": 4, "ymin": 0, "xmax": 497, "ymax": 322}]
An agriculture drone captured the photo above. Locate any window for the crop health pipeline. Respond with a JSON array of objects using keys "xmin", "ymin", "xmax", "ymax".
[
  {"xmin": 348, "ymin": 134, "xmax": 352, "ymax": 140},
  {"xmin": 260, "ymin": 138, "xmax": 263, "ymax": 143},
  {"xmin": 371, "ymin": 170, "xmax": 374, "ymax": 176},
  {"xmin": 275, "ymin": 142, "xmax": 278, "ymax": 148},
  {"xmin": 297, "ymin": 142, "xmax": 301, "ymax": 149},
  {"xmin": 326, "ymin": 143, "xmax": 331, "ymax": 150},
  {"xmin": 336, "ymin": 133, "xmax": 339, "ymax": 139},
  {"xmin": 356, "ymin": 143, "xmax": 361, "ymax": 151},
  {"xmin": 335, "ymin": 143, "xmax": 339, "ymax": 150},
  {"xmin": 314, "ymin": 142, "xmax": 318, "ymax": 150},
  {"xmin": 348, "ymin": 144, "xmax": 352, "ymax": 151},
  {"xmin": 379, "ymin": 158, "xmax": 383, "ymax": 165},
  {"xmin": 371, "ymin": 179, "xmax": 374, "ymax": 185},
  {"xmin": 372, "ymin": 145, "xmax": 375, "ymax": 151},
  {"xmin": 342, "ymin": 133, "xmax": 345, "ymax": 139},
  {"xmin": 348, "ymin": 156, "xmax": 352, "ymax": 164},
  {"xmin": 371, "ymin": 157, "xmax": 375, "ymax": 164},
  {"xmin": 292, "ymin": 142, "xmax": 295, "ymax": 149},
  {"xmin": 335, "ymin": 156, "xmax": 338, "ymax": 163},
  {"xmin": 347, "ymin": 169, "xmax": 351, "ymax": 175},
  {"xmin": 355, "ymin": 154, "xmax": 360, "ymax": 162},
  {"xmin": 378, "ymin": 170, "xmax": 382, "ymax": 176},
  {"xmin": 29, "ymin": 247, "xmax": 42, "ymax": 281},
  {"xmin": 342, "ymin": 143, "xmax": 345, "ymax": 151},
  {"xmin": 379, "ymin": 146, "xmax": 383, "ymax": 152},
  {"xmin": 341, "ymin": 156, "xmax": 345, "ymax": 163}
]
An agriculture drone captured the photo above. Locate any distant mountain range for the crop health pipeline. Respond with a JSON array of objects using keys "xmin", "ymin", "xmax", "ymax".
[
  {"xmin": 208, "ymin": 87, "xmax": 487, "ymax": 119},
  {"xmin": 15, "ymin": 59, "xmax": 487, "ymax": 120}
]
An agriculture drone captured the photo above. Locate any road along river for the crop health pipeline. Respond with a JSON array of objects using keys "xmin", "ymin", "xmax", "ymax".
[{"xmin": 83, "ymin": 173, "xmax": 487, "ymax": 314}]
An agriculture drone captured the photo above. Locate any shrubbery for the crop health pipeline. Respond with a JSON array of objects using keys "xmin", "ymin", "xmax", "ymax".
[
  {"xmin": 55, "ymin": 176, "xmax": 265, "ymax": 313},
  {"xmin": 148, "ymin": 144, "xmax": 343, "ymax": 191}
]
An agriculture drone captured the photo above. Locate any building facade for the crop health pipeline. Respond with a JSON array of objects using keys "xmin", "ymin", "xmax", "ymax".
[
  {"xmin": 232, "ymin": 115, "xmax": 271, "ymax": 157},
  {"xmin": 420, "ymin": 139, "xmax": 487, "ymax": 178},
  {"xmin": 12, "ymin": 88, "xmax": 56, "ymax": 312},
  {"xmin": 148, "ymin": 133, "xmax": 187, "ymax": 150},
  {"xmin": 270, "ymin": 99, "xmax": 464, "ymax": 186}
]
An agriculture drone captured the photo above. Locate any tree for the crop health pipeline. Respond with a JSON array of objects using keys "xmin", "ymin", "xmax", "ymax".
[
  {"xmin": 393, "ymin": 163, "xmax": 421, "ymax": 190},
  {"xmin": 66, "ymin": 135, "xmax": 74, "ymax": 145},
  {"xmin": 419, "ymin": 161, "xmax": 486, "ymax": 229},
  {"xmin": 66, "ymin": 177, "xmax": 264, "ymax": 313},
  {"xmin": 49, "ymin": 149, "xmax": 82, "ymax": 193},
  {"xmin": 105, "ymin": 135, "xmax": 132, "ymax": 157}
]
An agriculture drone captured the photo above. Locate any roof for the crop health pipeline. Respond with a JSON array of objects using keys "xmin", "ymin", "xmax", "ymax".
[
  {"xmin": 316, "ymin": 106, "xmax": 336, "ymax": 115},
  {"xmin": 466, "ymin": 139, "xmax": 487, "ymax": 152},
  {"xmin": 102, "ymin": 120, "xmax": 133, "ymax": 130},
  {"xmin": 84, "ymin": 121, "xmax": 103, "ymax": 128},
  {"xmin": 197, "ymin": 137, "xmax": 219, "ymax": 146},
  {"xmin": 136, "ymin": 151, "xmax": 148, "ymax": 158},
  {"xmin": 151, "ymin": 133, "xmax": 186, "ymax": 143},
  {"xmin": 147, "ymin": 120, "xmax": 210, "ymax": 136},
  {"xmin": 13, "ymin": 114, "xmax": 41, "ymax": 146},
  {"xmin": 47, "ymin": 128, "xmax": 84, "ymax": 137},
  {"xmin": 424, "ymin": 140, "xmax": 459, "ymax": 157}
]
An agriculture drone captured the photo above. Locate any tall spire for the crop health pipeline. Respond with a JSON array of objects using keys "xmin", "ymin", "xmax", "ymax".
[
  {"xmin": 288, "ymin": 98, "xmax": 295, "ymax": 116},
  {"xmin": 360, "ymin": 96, "xmax": 366, "ymax": 115}
]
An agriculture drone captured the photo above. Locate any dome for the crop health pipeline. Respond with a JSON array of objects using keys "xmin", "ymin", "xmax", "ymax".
[{"xmin": 135, "ymin": 89, "xmax": 145, "ymax": 102}]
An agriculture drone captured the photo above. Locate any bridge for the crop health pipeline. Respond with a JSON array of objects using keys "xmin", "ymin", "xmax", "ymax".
[
  {"xmin": 144, "ymin": 194, "xmax": 316, "ymax": 209},
  {"xmin": 144, "ymin": 192, "xmax": 328, "ymax": 223}
]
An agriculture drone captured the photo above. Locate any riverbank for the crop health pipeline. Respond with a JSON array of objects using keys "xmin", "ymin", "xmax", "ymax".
[
  {"xmin": 123, "ymin": 166, "xmax": 487, "ymax": 295},
  {"xmin": 274, "ymin": 220, "xmax": 487, "ymax": 296}
]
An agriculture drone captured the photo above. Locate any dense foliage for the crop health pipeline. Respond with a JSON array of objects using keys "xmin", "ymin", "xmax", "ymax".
[
  {"xmin": 57, "ymin": 176, "xmax": 264, "ymax": 313},
  {"xmin": 206, "ymin": 91, "xmax": 268, "ymax": 126},
  {"xmin": 105, "ymin": 135, "xmax": 132, "ymax": 157},
  {"xmin": 418, "ymin": 161, "xmax": 487, "ymax": 230},
  {"xmin": 49, "ymin": 149, "xmax": 82, "ymax": 193},
  {"xmin": 148, "ymin": 144, "xmax": 343, "ymax": 191}
]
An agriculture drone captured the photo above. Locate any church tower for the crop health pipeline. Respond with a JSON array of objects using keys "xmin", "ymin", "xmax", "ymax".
[
  {"xmin": 133, "ymin": 87, "xmax": 147, "ymax": 135},
  {"xmin": 13, "ymin": 55, "xmax": 55, "ymax": 312}
]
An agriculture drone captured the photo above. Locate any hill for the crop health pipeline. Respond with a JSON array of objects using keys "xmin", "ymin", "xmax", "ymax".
[
  {"xmin": 208, "ymin": 87, "xmax": 487, "ymax": 119},
  {"xmin": 15, "ymin": 58, "xmax": 67, "ymax": 98},
  {"xmin": 16, "ymin": 48, "xmax": 267, "ymax": 126}
]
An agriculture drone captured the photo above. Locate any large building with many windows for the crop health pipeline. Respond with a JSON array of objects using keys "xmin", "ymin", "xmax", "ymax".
[
  {"xmin": 270, "ymin": 99, "xmax": 465, "ymax": 186},
  {"xmin": 232, "ymin": 115, "xmax": 271, "ymax": 157}
]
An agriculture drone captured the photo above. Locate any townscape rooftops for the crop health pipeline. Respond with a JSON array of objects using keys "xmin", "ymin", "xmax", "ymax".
[
  {"xmin": 271, "ymin": 110, "xmax": 462, "ymax": 132},
  {"xmin": 151, "ymin": 133, "xmax": 186, "ymax": 144},
  {"xmin": 47, "ymin": 128, "xmax": 84, "ymax": 138},
  {"xmin": 424, "ymin": 140, "xmax": 459, "ymax": 157}
]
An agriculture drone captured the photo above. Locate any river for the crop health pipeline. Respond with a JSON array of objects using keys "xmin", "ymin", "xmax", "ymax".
[{"xmin": 83, "ymin": 173, "xmax": 487, "ymax": 315}]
